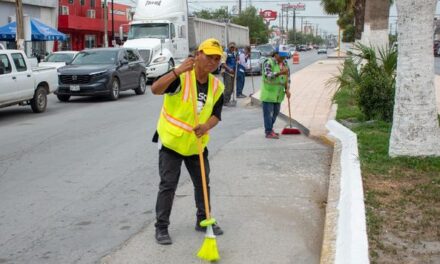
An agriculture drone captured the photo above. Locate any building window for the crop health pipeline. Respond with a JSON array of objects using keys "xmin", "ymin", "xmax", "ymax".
[
  {"xmin": 68, "ymin": 0, "xmax": 73, "ymax": 4},
  {"xmin": 85, "ymin": 35, "xmax": 96, "ymax": 49},
  {"xmin": 90, "ymin": 0, "xmax": 95, "ymax": 8},
  {"xmin": 80, "ymin": 0, "xmax": 85, "ymax": 6},
  {"xmin": 59, "ymin": 6, "xmax": 69, "ymax": 15},
  {"xmin": 87, "ymin": 9, "xmax": 96, "ymax": 18}
]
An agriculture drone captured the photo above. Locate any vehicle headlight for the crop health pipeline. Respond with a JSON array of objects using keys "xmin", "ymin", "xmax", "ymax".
[
  {"xmin": 152, "ymin": 56, "xmax": 167, "ymax": 64},
  {"xmin": 90, "ymin": 70, "xmax": 108, "ymax": 78}
]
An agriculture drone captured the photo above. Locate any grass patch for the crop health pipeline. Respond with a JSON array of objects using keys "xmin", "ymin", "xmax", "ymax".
[{"xmin": 333, "ymin": 85, "xmax": 440, "ymax": 263}]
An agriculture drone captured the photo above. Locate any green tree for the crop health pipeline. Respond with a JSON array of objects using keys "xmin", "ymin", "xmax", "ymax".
[
  {"xmin": 193, "ymin": 6, "xmax": 268, "ymax": 45},
  {"xmin": 231, "ymin": 7, "xmax": 268, "ymax": 44}
]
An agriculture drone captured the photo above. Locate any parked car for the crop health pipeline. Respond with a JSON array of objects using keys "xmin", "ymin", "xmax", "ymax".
[
  {"xmin": 56, "ymin": 48, "xmax": 147, "ymax": 102},
  {"xmin": 288, "ymin": 47, "xmax": 296, "ymax": 57},
  {"xmin": 38, "ymin": 51, "xmax": 79, "ymax": 69},
  {"xmin": 0, "ymin": 46, "xmax": 58, "ymax": 113},
  {"xmin": 245, "ymin": 50, "xmax": 263, "ymax": 76},
  {"xmin": 298, "ymin": 45, "xmax": 307, "ymax": 52},
  {"xmin": 317, "ymin": 46, "xmax": 328, "ymax": 54},
  {"xmin": 255, "ymin": 44, "xmax": 275, "ymax": 57}
]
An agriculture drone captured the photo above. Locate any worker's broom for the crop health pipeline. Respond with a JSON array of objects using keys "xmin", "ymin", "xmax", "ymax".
[
  {"xmin": 281, "ymin": 90, "xmax": 301, "ymax": 135},
  {"xmin": 190, "ymin": 75, "xmax": 220, "ymax": 262}
]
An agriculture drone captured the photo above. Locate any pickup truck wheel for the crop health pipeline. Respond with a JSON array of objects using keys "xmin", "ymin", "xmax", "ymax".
[
  {"xmin": 30, "ymin": 86, "xmax": 47, "ymax": 113},
  {"xmin": 109, "ymin": 77, "xmax": 120, "ymax": 100},
  {"xmin": 134, "ymin": 74, "xmax": 146, "ymax": 95},
  {"xmin": 57, "ymin": 94, "xmax": 70, "ymax": 102}
]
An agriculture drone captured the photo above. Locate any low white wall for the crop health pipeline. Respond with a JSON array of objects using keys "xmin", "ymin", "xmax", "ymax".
[{"xmin": 326, "ymin": 120, "xmax": 369, "ymax": 264}]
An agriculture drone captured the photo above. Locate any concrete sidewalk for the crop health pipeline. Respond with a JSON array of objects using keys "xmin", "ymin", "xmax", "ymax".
[{"xmin": 101, "ymin": 127, "xmax": 331, "ymax": 264}]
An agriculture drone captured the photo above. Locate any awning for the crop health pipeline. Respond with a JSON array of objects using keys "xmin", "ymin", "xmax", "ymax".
[{"xmin": 0, "ymin": 18, "xmax": 66, "ymax": 41}]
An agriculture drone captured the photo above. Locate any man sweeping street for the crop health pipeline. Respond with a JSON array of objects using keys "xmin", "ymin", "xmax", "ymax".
[
  {"xmin": 260, "ymin": 45, "xmax": 291, "ymax": 139},
  {"xmin": 151, "ymin": 38, "xmax": 225, "ymax": 245}
]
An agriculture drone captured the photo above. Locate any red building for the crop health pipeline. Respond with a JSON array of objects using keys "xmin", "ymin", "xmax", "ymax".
[{"xmin": 58, "ymin": 0, "xmax": 131, "ymax": 51}]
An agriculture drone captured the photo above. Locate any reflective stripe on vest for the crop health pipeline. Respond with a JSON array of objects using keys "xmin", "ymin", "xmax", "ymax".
[
  {"xmin": 183, "ymin": 71, "xmax": 219, "ymax": 102},
  {"xmin": 161, "ymin": 107, "xmax": 193, "ymax": 133}
]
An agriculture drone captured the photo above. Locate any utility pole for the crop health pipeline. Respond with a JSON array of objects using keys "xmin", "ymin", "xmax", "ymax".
[
  {"xmin": 239, "ymin": 0, "xmax": 242, "ymax": 15},
  {"xmin": 280, "ymin": 6, "xmax": 283, "ymax": 32},
  {"xmin": 300, "ymin": 17, "xmax": 303, "ymax": 33},
  {"xmin": 111, "ymin": 0, "xmax": 114, "ymax": 46},
  {"xmin": 293, "ymin": 8, "xmax": 296, "ymax": 43},
  {"xmin": 15, "ymin": 0, "xmax": 24, "ymax": 50},
  {"xmin": 103, "ymin": 0, "xmax": 108, "ymax": 47}
]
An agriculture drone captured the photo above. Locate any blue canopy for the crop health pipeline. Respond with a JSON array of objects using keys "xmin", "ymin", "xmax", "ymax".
[
  {"xmin": 0, "ymin": 22, "xmax": 17, "ymax": 41},
  {"xmin": 0, "ymin": 18, "xmax": 66, "ymax": 41}
]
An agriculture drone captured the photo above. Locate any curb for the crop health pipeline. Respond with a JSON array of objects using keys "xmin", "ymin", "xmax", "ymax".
[
  {"xmin": 319, "ymin": 134, "xmax": 340, "ymax": 264},
  {"xmin": 325, "ymin": 120, "xmax": 370, "ymax": 264}
]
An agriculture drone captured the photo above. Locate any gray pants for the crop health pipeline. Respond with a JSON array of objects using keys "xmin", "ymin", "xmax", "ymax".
[{"xmin": 223, "ymin": 72, "xmax": 234, "ymax": 104}]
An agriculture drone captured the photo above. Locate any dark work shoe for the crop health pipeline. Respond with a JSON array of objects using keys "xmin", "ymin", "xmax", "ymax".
[
  {"xmin": 195, "ymin": 223, "xmax": 224, "ymax": 236},
  {"xmin": 155, "ymin": 228, "xmax": 172, "ymax": 245}
]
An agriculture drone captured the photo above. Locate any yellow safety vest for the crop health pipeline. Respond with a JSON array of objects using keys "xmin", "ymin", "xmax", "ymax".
[
  {"xmin": 260, "ymin": 58, "xmax": 288, "ymax": 103},
  {"xmin": 157, "ymin": 70, "xmax": 224, "ymax": 156}
]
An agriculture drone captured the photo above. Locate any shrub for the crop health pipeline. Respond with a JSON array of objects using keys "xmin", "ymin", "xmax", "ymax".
[
  {"xmin": 331, "ymin": 43, "xmax": 397, "ymax": 122},
  {"xmin": 356, "ymin": 64, "xmax": 395, "ymax": 121}
]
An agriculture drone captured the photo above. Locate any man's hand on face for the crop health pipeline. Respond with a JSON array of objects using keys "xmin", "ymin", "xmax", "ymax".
[{"xmin": 175, "ymin": 57, "xmax": 195, "ymax": 75}]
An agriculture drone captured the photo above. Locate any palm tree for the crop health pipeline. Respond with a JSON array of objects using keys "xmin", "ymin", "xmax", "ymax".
[
  {"xmin": 353, "ymin": 0, "xmax": 365, "ymax": 40},
  {"xmin": 389, "ymin": 0, "xmax": 440, "ymax": 156},
  {"xmin": 360, "ymin": 0, "xmax": 391, "ymax": 48}
]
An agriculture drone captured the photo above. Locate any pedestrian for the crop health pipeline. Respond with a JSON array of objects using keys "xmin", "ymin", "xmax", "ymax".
[
  {"xmin": 222, "ymin": 42, "xmax": 237, "ymax": 105},
  {"xmin": 236, "ymin": 46, "xmax": 250, "ymax": 98},
  {"xmin": 151, "ymin": 38, "xmax": 225, "ymax": 245},
  {"xmin": 260, "ymin": 45, "xmax": 291, "ymax": 139}
]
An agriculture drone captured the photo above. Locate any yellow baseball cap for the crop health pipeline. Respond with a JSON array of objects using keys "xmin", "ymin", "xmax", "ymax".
[{"xmin": 198, "ymin": 38, "xmax": 223, "ymax": 56}]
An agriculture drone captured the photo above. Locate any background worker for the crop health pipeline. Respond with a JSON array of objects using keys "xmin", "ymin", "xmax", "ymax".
[
  {"xmin": 151, "ymin": 38, "xmax": 225, "ymax": 245},
  {"xmin": 222, "ymin": 42, "xmax": 237, "ymax": 105},
  {"xmin": 236, "ymin": 46, "xmax": 250, "ymax": 98},
  {"xmin": 260, "ymin": 45, "xmax": 291, "ymax": 139}
]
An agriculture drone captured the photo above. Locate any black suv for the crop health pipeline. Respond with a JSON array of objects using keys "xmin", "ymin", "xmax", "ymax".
[{"xmin": 56, "ymin": 48, "xmax": 147, "ymax": 101}]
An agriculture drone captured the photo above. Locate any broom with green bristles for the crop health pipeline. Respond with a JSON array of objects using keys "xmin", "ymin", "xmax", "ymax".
[{"xmin": 190, "ymin": 73, "xmax": 220, "ymax": 262}]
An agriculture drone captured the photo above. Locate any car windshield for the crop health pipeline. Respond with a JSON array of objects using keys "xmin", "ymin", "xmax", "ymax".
[
  {"xmin": 250, "ymin": 51, "xmax": 261, "ymax": 59},
  {"xmin": 71, "ymin": 50, "xmax": 118, "ymax": 65},
  {"xmin": 256, "ymin": 45, "xmax": 273, "ymax": 53},
  {"xmin": 128, "ymin": 23, "xmax": 169, "ymax": 40},
  {"xmin": 44, "ymin": 53, "xmax": 75, "ymax": 63}
]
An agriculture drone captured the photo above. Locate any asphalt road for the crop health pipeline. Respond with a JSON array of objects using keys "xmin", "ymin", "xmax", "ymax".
[{"xmin": 0, "ymin": 51, "xmax": 326, "ymax": 264}]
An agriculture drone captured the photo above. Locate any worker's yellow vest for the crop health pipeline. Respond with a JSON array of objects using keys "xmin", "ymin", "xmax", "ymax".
[
  {"xmin": 260, "ymin": 58, "xmax": 288, "ymax": 103},
  {"xmin": 157, "ymin": 70, "xmax": 224, "ymax": 156}
]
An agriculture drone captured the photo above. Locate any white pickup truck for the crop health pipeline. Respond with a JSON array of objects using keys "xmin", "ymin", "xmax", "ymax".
[{"xmin": 0, "ymin": 47, "xmax": 58, "ymax": 113}]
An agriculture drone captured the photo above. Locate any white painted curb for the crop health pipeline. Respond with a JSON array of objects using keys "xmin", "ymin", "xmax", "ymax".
[{"xmin": 326, "ymin": 120, "xmax": 370, "ymax": 264}]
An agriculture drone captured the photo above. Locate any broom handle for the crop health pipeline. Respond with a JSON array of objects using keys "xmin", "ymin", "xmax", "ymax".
[
  {"xmin": 287, "ymin": 97, "xmax": 292, "ymax": 128},
  {"xmin": 286, "ymin": 74, "xmax": 292, "ymax": 128},
  {"xmin": 190, "ymin": 75, "xmax": 211, "ymax": 220}
]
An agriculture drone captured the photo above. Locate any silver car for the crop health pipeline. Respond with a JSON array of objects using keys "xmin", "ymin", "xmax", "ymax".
[{"xmin": 245, "ymin": 50, "xmax": 263, "ymax": 76}]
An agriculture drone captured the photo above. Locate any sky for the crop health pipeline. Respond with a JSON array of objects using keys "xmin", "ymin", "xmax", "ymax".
[{"xmin": 115, "ymin": 0, "xmax": 440, "ymax": 36}]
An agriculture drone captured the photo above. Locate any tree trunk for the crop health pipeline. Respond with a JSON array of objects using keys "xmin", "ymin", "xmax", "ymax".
[
  {"xmin": 354, "ymin": 0, "xmax": 365, "ymax": 40},
  {"xmin": 389, "ymin": 0, "xmax": 440, "ymax": 156},
  {"xmin": 361, "ymin": 0, "xmax": 390, "ymax": 48}
]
